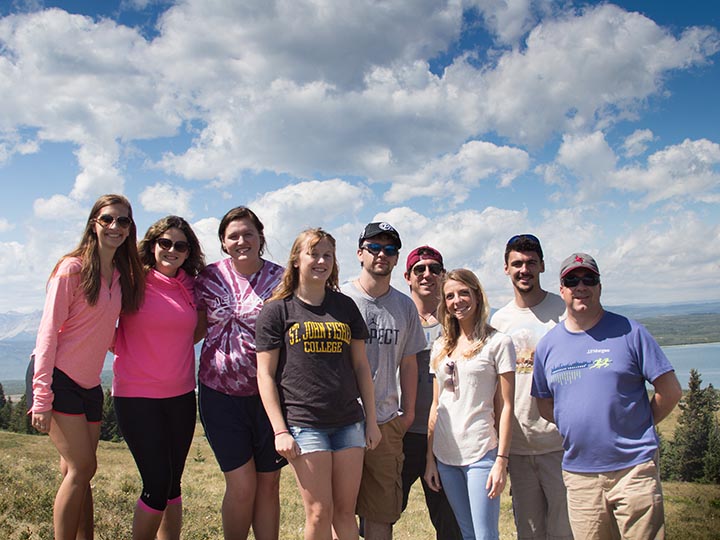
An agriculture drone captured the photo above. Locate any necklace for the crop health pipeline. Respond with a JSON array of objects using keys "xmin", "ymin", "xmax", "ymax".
[
  {"xmin": 419, "ymin": 311, "xmax": 437, "ymax": 324},
  {"xmin": 356, "ymin": 279, "xmax": 377, "ymax": 299}
]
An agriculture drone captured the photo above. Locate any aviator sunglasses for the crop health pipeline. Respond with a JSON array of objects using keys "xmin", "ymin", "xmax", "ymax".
[
  {"xmin": 362, "ymin": 243, "xmax": 399, "ymax": 257},
  {"xmin": 412, "ymin": 263, "xmax": 444, "ymax": 276},
  {"xmin": 95, "ymin": 214, "xmax": 132, "ymax": 229},
  {"xmin": 562, "ymin": 274, "xmax": 600, "ymax": 288},
  {"xmin": 156, "ymin": 237, "xmax": 190, "ymax": 253},
  {"xmin": 444, "ymin": 361, "xmax": 456, "ymax": 391}
]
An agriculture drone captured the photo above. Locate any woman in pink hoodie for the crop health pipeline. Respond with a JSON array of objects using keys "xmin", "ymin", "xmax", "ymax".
[
  {"xmin": 113, "ymin": 215, "xmax": 205, "ymax": 540},
  {"xmin": 31, "ymin": 194, "xmax": 144, "ymax": 540}
]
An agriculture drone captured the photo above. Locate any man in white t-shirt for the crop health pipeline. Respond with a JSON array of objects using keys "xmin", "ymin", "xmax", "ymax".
[{"xmin": 490, "ymin": 234, "xmax": 573, "ymax": 540}]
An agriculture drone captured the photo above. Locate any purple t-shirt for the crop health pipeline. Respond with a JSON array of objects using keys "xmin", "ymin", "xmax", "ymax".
[
  {"xmin": 531, "ymin": 310, "xmax": 674, "ymax": 473},
  {"xmin": 195, "ymin": 258, "xmax": 283, "ymax": 396}
]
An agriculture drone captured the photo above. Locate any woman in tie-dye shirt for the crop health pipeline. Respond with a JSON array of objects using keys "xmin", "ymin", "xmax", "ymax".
[{"xmin": 194, "ymin": 206, "xmax": 285, "ymax": 540}]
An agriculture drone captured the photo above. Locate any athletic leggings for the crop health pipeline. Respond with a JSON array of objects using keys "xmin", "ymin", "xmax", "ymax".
[{"xmin": 114, "ymin": 391, "xmax": 197, "ymax": 512}]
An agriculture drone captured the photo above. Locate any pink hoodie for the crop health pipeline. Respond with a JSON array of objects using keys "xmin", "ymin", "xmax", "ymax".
[{"xmin": 112, "ymin": 268, "xmax": 197, "ymax": 398}]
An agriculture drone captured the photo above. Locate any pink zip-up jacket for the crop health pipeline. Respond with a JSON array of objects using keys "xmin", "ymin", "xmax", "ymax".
[
  {"xmin": 32, "ymin": 257, "xmax": 122, "ymax": 413},
  {"xmin": 112, "ymin": 268, "xmax": 197, "ymax": 399}
]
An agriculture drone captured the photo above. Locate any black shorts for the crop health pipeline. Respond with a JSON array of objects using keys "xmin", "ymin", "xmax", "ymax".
[
  {"xmin": 51, "ymin": 368, "xmax": 104, "ymax": 422},
  {"xmin": 198, "ymin": 383, "xmax": 286, "ymax": 473}
]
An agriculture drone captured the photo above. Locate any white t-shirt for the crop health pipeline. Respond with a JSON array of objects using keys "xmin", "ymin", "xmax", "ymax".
[
  {"xmin": 490, "ymin": 292, "xmax": 566, "ymax": 455},
  {"xmin": 430, "ymin": 330, "xmax": 516, "ymax": 466}
]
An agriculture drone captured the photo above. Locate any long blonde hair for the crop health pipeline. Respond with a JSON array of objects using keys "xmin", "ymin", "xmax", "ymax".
[
  {"xmin": 269, "ymin": 228, "xmax": 339, "ymax": 301},
  {"xmin": 434, "ymin": 268, "xmax": 494, "ymax": 368},
  {"xmin": 52, "ymin": 194, "xmax": 144, "ymax": 313}
]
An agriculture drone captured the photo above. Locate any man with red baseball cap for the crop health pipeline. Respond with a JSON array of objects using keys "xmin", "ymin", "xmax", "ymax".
[{"xmin": 399, "ymin": 246, "xmax": 461, "ymax": 540}]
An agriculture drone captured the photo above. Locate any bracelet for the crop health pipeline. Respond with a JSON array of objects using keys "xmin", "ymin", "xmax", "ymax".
[
  {"xmin": 496, "ymin": 454, "xmax": 509, "ymax": 460},
  {"xmin": 274, "ymin": 430, "xmax": 289, "ymax": 437}
]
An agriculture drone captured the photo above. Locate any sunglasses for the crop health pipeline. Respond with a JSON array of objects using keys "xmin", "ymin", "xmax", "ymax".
[
  {"xmin": 156, "ymin": 237, "xmax": 190, "ymax": 253},
  {"xmin": 95, "ymin": 214, "xmax": 132, "ymax": 229},
  {"xmin": 562, "ymin": 274, "xmax": 600, "ymax": 288},
  {"xmin": 444, "ymin": 361, "xmax": 456, "ymax": 391},
  {"xmin": 362, "ymin": 243, "xmax": 399, "ymax": 257},
  {"xmin": 412, "ymin": 263, "xmax": 444, "ymax": 276},
  {"xmin": 507, "ymin": 233, "xmax": 540, "ymax": 245}
]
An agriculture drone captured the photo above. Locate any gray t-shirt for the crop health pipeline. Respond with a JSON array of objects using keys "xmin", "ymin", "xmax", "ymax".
[
  {"xmin": 341, "ymin": 282, "xmax": 427, "ymax": 425},
  {"xmin": 409, "ymin": 320, "xmax": 442, "ymax": 434}
]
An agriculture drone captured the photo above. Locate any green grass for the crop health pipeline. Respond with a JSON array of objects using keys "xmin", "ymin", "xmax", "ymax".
[{"xmin": 1, "ymin": 422, "xmax": 719, "ymax": 539}]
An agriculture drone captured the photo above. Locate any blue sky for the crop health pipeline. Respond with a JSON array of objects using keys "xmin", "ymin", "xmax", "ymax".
[{"xmin": 0, "ymin": 0, "xmax": 719, "ymax": 313}]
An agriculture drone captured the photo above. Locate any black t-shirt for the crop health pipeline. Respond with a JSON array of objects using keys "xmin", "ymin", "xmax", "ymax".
[{"xmin": 256, "ymin": 290, "xmax": 370, "ymax": 428}]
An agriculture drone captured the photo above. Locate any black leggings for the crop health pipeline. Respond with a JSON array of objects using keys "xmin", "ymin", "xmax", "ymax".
[{"xmin": 114, "ymin": 391, "xmax": 197, "ymax": 511}]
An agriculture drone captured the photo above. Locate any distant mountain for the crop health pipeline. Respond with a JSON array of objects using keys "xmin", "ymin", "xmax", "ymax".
[
  {"xmin": 0, "ymin": 311, "xmax": 42, "ymax": 341},
  {"xmin": 0, "ymin": 340, "xmax": 34, "ymax": 381}
]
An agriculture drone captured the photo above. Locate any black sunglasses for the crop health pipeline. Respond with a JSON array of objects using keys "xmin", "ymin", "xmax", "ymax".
[
  {"xmin": 507, "ymin": 233, "xmax": 540, "ymax": 245},
  {"xmin": 362, "ymin": 243, "xmax": 399, "ymax": 257},
  {"xmin": 562, "ymin": 274, "xmax": 600, "ymax": 288},
  {"xmin": 156, "ymin": 237, "xmax": 190, "ymax": 253},
  {"xmin": 95, "ymin": 214, "xmax": 132, "ymax": 229},
  {"xmin": 412, "ymin": 263, "xmax": 444, "ymax": 276}
]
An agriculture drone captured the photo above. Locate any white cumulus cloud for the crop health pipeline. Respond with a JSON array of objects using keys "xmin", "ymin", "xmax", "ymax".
[
  {"xmin": 139, "ymin": 182, "xmax": 194, "ymax": 218},
  {"xmin": 385, "ymin": 140, "xmax": 530, "ymax": 204},
  {"xmin": 610, "ymin": 138, "xmax": 720, "ymax": 207},
  {"xmin": 622, "ymin": 129, "xmax": 655, "ymax": 158}
]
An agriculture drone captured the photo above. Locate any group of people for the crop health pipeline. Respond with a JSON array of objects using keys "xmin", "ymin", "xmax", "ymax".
[{"xmin": 28, "ymin": 193, "xmax": 682, "ymax": 540}]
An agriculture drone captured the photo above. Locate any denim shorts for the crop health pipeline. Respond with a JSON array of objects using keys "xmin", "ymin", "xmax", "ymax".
[{"xmin": 289, "ymin": 421, "xmax": 366, "ymax": 454}]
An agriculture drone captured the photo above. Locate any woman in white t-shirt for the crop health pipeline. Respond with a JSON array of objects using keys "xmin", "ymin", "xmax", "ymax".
[{"xmin": 424, "ymin": 269, "xmax": 516, "ymax": 540}]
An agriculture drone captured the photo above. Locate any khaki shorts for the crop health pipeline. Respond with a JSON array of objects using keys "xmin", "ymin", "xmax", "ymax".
[
  {"xmin": 562, "ymin": 458, "xmax": 664, "ymax": 540},
  {"xmin": 356, "ymin": 415, "xmax": 406, "ymax": 523},
  {"xmin": 508, "ymin": 451, "xmax": 573, "ymax": 540}
]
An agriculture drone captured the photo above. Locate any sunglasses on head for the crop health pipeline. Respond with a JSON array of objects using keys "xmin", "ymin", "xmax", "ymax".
[
  {"xmin": 562, "ymin": 274, "xmax": 600, "ymax": 288},
  {"xmin": 95, "ymin": 214, "xmax": 132, "ymax": 229},
  {"xmin": 412, "ymin": 263, "xmax": 444, "ymax": 276},
  {"xmin": 362, "ymin": 243, "xmax": 399, "ymax": 257},
  {"xmin": 507, "ymin": 233, "xmax": 540, "ymax": 245},
  {"xmin": 156, "ymin": 237, "xmax": 190, "ymax": 253}
]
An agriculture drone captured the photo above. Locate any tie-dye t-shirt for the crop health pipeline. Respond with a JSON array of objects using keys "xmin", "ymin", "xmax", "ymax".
[{"xmin": 195, "ymin": 258, "xmax": 283, "ymax": 396}]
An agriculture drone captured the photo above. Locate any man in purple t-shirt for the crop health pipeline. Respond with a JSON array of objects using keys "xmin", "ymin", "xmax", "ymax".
[{"xmin": 531, "ymin": 253, "xmax": 682, "ymax": 539}]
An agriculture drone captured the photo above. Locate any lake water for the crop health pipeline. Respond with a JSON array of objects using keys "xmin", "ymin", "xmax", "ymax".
[{"xmin": 662, "ymin": 342, "xmax": 720, "ymax": 389}]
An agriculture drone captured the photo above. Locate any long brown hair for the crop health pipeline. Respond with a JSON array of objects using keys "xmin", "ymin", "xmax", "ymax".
[
  {"xmin": 269, "ymin": 228, "xmax": 339, "ymax": 301},
  {"xmin": 51, "ymin": 194, "xmax": 144, "ymax": 313},
  {"xmin": 434, "ymin": 268, "xmax": 494, "ymax": 368},
  {"xmin": 138, "ymin": 215, "xmax": 206, "ymax": 277}
]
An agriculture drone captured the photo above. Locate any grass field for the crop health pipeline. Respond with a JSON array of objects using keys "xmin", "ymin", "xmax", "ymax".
[{"xmin": 1, "ymin": 413, "xmax": 720, "ymax": 539}]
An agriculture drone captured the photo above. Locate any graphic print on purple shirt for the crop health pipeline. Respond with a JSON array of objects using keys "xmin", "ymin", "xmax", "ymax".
[{"xmin": 195, "ymin": 258, "xmax": 283, "ymax": 396}]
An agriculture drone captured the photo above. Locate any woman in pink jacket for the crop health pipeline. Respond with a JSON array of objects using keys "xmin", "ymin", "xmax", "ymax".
[
  {"xmin": 31, "ymin": 194, "xmax": 144, "ymax": 540},
  {"xmin": 113, "ymin": 215, "xmax": 205, "ymax": 540}
]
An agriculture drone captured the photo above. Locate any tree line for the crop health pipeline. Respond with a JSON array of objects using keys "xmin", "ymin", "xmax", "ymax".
[{"xmin": 0, "ymin": 370, "xmax": 718, "ymax": 483}]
